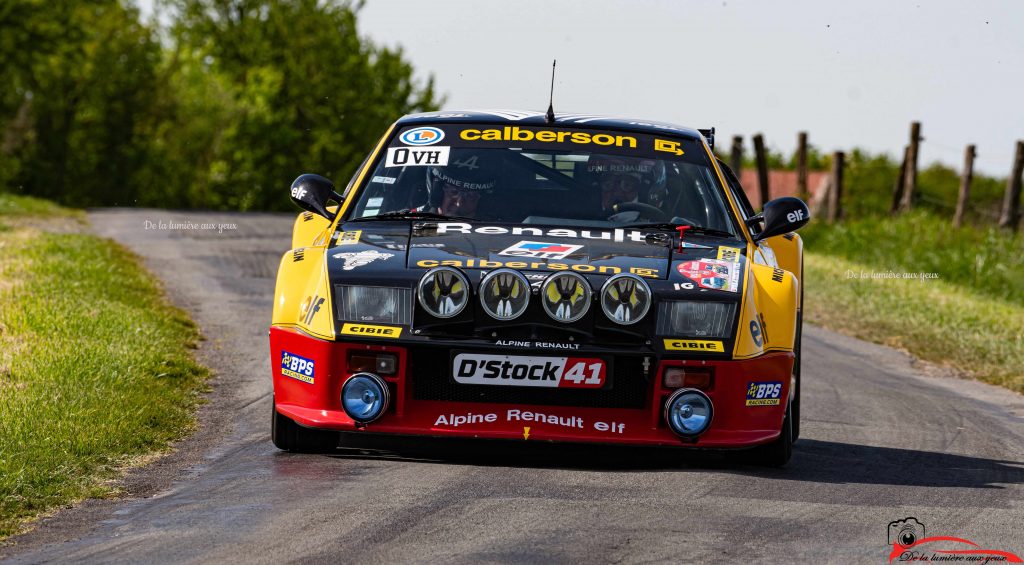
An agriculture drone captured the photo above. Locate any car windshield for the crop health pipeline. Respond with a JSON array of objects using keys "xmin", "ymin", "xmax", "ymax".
[{"xmin": 347, "ymin": 123, "xmax": 738, "ymax": 235}]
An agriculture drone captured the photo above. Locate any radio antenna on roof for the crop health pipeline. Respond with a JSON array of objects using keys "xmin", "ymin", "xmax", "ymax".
[{"xmin": 545, "ymin": 60, "xmax": 557, "ymax": 124}]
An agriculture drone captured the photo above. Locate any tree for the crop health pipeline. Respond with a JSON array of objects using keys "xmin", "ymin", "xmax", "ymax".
[
  {"xmin": 163, "ymin": 0, "xmax": 442, "ymax": 210},
  {"xmin": 1, "ymin": 0, "xmax": 163, "ymax": 206},
  {"xmin": 1, "ymin": 0, "xmax": 441, "ymax": 211}
]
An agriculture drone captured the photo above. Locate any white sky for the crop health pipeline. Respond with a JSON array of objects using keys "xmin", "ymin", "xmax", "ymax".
[
  {"xmin": 356, "ymin": 0, "xmax": 1023, "ymax": 176},
  {"xmin": 141, "ymin": 0, "xmax": 1024, "ymax": 176}
]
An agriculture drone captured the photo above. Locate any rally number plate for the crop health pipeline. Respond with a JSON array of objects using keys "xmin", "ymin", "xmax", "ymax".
[{"xmin": 452, "ymin": 353, "xmax": 607, "ymax": 389}]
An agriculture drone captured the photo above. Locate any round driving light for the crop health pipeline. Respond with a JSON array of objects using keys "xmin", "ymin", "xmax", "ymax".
[
  {"xmin": 541, "ymin": 272, "xmax": 592, "ymax": 323},
  {"xmin": 600, "ymin": 273, "xmax": 651, "ymax": 325},
  {"xmin": 417, "ymin": 267, "xmax": 470, "ymax": 318},
  {"xmin": 341, "ymin": 373, "xmax": 390, "ymax": 423},
  {"xmin": 480, "ymin": 268, "xmax": 530, "ymax": 320},
  {"xmin": 664, "ymin": 389, "xmax": 713, "ymax": 437}
]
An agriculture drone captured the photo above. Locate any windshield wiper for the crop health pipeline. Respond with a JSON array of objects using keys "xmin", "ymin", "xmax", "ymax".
[
  {"xmin": 626, "ymin": 222, "xmax": 736, "ymax": 239},
  {"xmin": 350, "ymin": 210, "xmax": 476, "ymax": 223}
]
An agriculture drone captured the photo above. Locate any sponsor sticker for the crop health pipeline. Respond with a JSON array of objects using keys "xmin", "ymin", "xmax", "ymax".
[
  {"xmin": 416, "ymin": 258, "xmax": 659, "ymax": 278},
  {"xmin": 434, "ymin": 222, "xmax": 647, "ymax": 242},
  {"xmin": 745, "ymin": 381, "xmax": 782, "ymax": 406},
  {"xmin": 432, "ymin": 409, "xmax": 625, "ymax": 435},
  {"xmin": 280, "ymin": 351, "xmax": 315, "ymax": 384},
  {"xmin": 332, "ymin": 249, "xmax": 393, "ymax": 270},
  {"xmin": 749, "ymin": 319, "xmax": 763, "ymax": 347},
  {"xmin": 676, "ymin": 259, "xmax": 740, "ymax": 292},
  {"xmin": 452, "ymin": 353, "xmax": 606, "ymax": 388},
  {"xmin": 370, "ymin": 175, "xmax": 396, "ymax": 185},
  {"xmin": 459, "ymin": 126, "xmax": 637, "ymax": 148},
  {"xmin": 385, "ymin": 146, "xmax": 450, "ymax": 167},
  {"xmin": 336, "ymin": 230, "xmax": 361, "ymax": 246},
  {"xmin": 499, "ymin": 240, "xmax": 583, "ymax": 260},
  {"xmin": 717, "ymin": 246, "xmax": 741, "ymax": 262},
  {"xmin": 663, "ymin": 339, "xmax": 725, "ymax": 352},
  {"xmin": 757, "ymin": 312, "xmax": 770, "ymax": 345},
  {"xmin": 494, "ymin": 339, "xmax": 581, "ymax": 350},
  {"xmin": 399, "ymin": 126, "xmax": 445, "ymax": 146},
  {"xmin": 340, "ymin": 323, "xmax": 402, "ymax": 339},
  {"xmin": 654, "ymin": 138, "xmax": 685, "ymax": 156},
  {"xmin": 679, "ymin": 241, "xmax": 712, "ymax": 249},
  {"xmin": 302, "ymin": 295, "xmax": 325, "ymax": 325}
]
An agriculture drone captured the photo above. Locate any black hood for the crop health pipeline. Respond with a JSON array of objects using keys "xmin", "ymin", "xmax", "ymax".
[
  {"xmin": 327, "ymin": 220, "xmax": 747, "ymax": 301},
  {"xmin": 407, "ymin": 222, "xmax": 672, "ymax": 280}
]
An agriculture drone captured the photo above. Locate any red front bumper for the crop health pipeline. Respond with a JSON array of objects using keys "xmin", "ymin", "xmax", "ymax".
[{"xmin": 270, "ymin": 327, "xmax": 793, "ymax": 449}]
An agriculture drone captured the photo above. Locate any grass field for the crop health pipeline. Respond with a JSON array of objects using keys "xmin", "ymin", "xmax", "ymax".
[
  {"xmin": 801, "ymin": 211, "xmax": 1024, "ymax": 394},
  {"xmin": 0, "ymin": 194, "xmax": 208, "ymax": 539}
]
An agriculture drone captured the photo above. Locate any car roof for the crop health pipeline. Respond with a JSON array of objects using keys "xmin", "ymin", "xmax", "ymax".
[{"xmin": 396, "ymin": 109, "xmax": 710, "ymax": 142}]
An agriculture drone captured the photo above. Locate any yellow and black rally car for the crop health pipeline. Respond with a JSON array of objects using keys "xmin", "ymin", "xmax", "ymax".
[{"xmin": 271, "ymin": 110, "xmax": 809, "ymax": 466}]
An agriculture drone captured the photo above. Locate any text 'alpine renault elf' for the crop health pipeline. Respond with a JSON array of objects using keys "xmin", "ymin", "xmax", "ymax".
[{"xmin": 270, "ymin": 110, "xmax": 811, "ymax": 466}]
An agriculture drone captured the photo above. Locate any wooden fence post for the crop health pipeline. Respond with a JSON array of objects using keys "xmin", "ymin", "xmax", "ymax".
[
  {"xmin": 953, "ymin": 144, "xmax": 976, "ymax": 228},
  {"xmin": 753, "ymin": 133, "xmax": 769, "ymax": 207},
  {"xmin": 730, "ymin": 135, "xmax": 743, "ymax": 176},
  {"xmin": 828, "ymin": 151, "xmax": 844, "ymax": 222},
  {"xmin": 796, "ymin": 132, "xmax": 808, "ymax": 202},
  {"xmin": 900, "ymin": 121, "xmax": 921, "ymax": 211},
  {"xmin": 891, "ymin": 146, "xmax": 909, "ymax": 214},
  {"xmin": 999, "ymin": 140, "xmax": 1024, "ymax": 231}
]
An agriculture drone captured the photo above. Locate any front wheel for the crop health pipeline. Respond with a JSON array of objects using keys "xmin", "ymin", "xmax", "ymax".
[
  {"xmin": 271, "ymin": 397, "xmax": 338, "ymax": 453},
  {"xmin": 792, "ymin": 309, "xmax": 802, "ymax": 443},
  {"xmin": 750, "ymin": 401, "xmax": 793, "ymax": 467}
]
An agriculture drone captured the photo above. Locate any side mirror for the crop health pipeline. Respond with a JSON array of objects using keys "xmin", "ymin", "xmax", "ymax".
[
  {"xmin": 290, "ymin": 174, "xmax": 337, "ymax": 220},
  {"xmin": 753, "ymin": 197, "xmax": 810, "ymax": 241}
]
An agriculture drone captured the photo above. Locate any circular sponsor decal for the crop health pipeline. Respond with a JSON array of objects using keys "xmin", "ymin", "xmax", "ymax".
[{"xmin": 399, "ymin": 126, "xmax": 445, "ymax": 146}]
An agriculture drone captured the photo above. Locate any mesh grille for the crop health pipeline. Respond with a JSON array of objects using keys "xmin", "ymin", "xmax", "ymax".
[{"xmin": 410, "ymin": 347, "xmax": 649, "ymax": 409}]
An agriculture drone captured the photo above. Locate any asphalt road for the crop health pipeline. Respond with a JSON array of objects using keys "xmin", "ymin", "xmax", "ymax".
[{"xmin": 4, "ymin": 209, "xmax": 1023, "ymax": 564}]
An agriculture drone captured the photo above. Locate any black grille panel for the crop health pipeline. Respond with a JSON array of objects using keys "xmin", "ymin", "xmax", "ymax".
[{"xmin": 410, "ymin": 347, "xmax": 649, "ymax": 409}]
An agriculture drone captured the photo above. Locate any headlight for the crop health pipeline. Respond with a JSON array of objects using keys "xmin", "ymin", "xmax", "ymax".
[
  {"xmin": 480, "ymin": 268, "xmax": 530, "ymax": 320},
  {"xmin": 600, "ymin": 274, "xmax": 651, "ymax": 325},
  {"xmin": 656, "ymin": 301, "xmax": 736, "ymax": 337},
  {"xmin": 341, "ymin": 373, "xmax": 390, "ymax": 423},
  {"xmin": 541, "ymin": 272, "xmax": 591, "ymax": 323},
  {"xmin": 664, "ymin": 389, "xmax": 713, "ymax": 437},
  {"xmin": 335, "ymin": 285, "xmax": 411, "ymax": 324},
  {"xmin": 417, "ymin": 267, "xmax": 470, "ymax": 318}
]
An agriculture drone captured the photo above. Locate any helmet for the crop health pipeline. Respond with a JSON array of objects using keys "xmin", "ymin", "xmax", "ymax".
[
  {"xmin": 587, "ymin": 154, "xmax": 667, "ymax": 207},
  {"xmin": 425, "ymin": 149, "xmax": 499, "ymax": 208}
]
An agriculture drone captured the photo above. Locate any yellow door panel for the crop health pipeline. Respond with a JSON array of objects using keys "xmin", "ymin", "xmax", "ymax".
[
  {"xmin": 765, "ymin": 233, "xmax": 803, "ymax": 291},
  {"xmin": 733, "ymin": 262, "xmax": 799, "ymax": 359},
  {"xmin": 272, "ymin": 247, "xmax": 335, "ymax": 340}
]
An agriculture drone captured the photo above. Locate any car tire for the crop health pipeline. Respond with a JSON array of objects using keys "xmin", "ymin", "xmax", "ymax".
[
  {"xmin": 271, "ymin": 398, "xmax": 338, "ymax": 453},
  {"xmin": 753, "ymin": 401, "xmax": 793, "ymax": 467},
  {"xmin": 792, "ymin": 309, "xmax": 802, "ymax": 443}
]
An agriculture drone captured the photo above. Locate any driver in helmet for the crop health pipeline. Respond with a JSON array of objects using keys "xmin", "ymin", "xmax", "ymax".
[
  {"xmin": 587, "ymin": 155, "xmax": 667, "ymax": 220},
  {"xmin": 421, "ymin": 150, "xmax": 498, "ymax": 217}
]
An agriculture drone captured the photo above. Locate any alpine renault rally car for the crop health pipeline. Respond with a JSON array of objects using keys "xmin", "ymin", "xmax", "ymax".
[{"xmin": 270, "ymin": 110, "xmax": 810, "ymax": 466}]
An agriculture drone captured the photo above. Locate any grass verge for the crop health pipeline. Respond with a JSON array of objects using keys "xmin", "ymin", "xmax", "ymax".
[
  {"xmin": 800, "ymin": 210, "xmax": 1024, "ymax": 304},
  {"xmin": 0, "ymin": 194, "xmax": 208, "ymax": 539},
  {"xmin": 804, "ymin": 250, "xmax": 1024, "ymax": 394}
]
